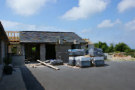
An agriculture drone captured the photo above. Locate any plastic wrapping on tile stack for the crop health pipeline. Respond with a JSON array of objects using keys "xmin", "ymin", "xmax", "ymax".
[
  {"xmin": 88, "ymin": 48, "xmax": 105, "ymax": 66},
  {"xmin": 88, "ymin": 48, "xmax": 104, "ymax": 57},
  {"xmin": 75, "ymin": 56, "xmax": 91, "ymax": 67},
  {"xmin": 92, "ymin": 57, "xmax": 104, "ymax": 66},
  {"xmin": 68, "ymin": 57, "xmax": 76, "ymax": 66},
  {"xmin": 68, "ymin": 49, "xmax": 85, "ymax": 56},
  {"xmin": 68, "ymin": 49, "xmax": 85, "ymax": 66}
]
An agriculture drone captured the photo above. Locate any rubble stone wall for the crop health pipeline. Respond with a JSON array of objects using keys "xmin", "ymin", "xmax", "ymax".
[{"xmin": 55, "ymin": 44, "xmax": 71, "ymax": 62}]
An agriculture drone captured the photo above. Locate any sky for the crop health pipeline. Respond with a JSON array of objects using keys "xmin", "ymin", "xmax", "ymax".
[{"xmin": 0, "ymin": 0, "xmax": 135, "ymax": 48}]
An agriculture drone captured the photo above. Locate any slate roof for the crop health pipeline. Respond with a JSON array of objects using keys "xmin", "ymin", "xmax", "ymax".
[{"xmin": 20, "ymin": 31, "xmax": 86, "ymax": 44}]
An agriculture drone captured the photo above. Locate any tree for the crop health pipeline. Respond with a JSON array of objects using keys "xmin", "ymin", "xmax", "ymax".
[
  {"xmin": 114, "ymin": 42, "xmax": 131, "ymax": 52},
  {"xmin": 101, "ymin": 42, "xmax": 109, "ymax": 53},
  {"xmin": 108, "ymin": 43, "xmax": 114, "ymax": 52},
  {"xmin": 94, "ymin": 42, "xmax": 133, "ymax": 54},
  {"xmin": 94, "ymin": 41, "xmax": 109, "ymax": 53}
]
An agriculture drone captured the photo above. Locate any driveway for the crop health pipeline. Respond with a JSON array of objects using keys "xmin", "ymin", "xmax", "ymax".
[{"xmin": 24, "ymin": 61, "xmax": 135, "ymax": 90}]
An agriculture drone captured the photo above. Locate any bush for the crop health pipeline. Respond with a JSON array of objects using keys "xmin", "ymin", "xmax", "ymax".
[
  {"xmin": 126, "ymin": 52, "xmax": 135, "ymax": 58},
  {"xmin": 94, "ymin": 41, "xmax": 135, "ymax": 57},
  {"xmin": 115, "ymin": 43, "xmax": 131, "ymax": 52}
]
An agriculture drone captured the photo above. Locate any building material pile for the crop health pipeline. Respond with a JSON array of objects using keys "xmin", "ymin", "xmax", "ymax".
[
  {"xmin": 68, "ymin": 49, "xmax": 85, "ymax": 56},
  {"xmin": 88, "ymin": 47, "xmax": 105, "ymax": 66},
  {"xmin": 45, "ymin": 59, "xmax": 63, "ymax": 65},
  {"xmin": 68, "ymin": 48, "xmax": 105, "ymax": 68},
  {"xmin": 68, "ymin": 49, "xmax": 91, "ymax": 67},
  {"xmin": 92, "ymin": 57, "xmax": 104, "ymax": 66},
  {"xmin": 69, "ymin": 57, "xmax": 76, "ymax": 66},
  {"xmin": 75, "ymin": 56, "xmax": 92, "ymax": 67},
  {"xmin": 50, "ymin": 60, "xmax": 63, "ymax": 65},
  {"xmin": 69, "ymin": 56, "xmax": 92, "ymax": 67}
]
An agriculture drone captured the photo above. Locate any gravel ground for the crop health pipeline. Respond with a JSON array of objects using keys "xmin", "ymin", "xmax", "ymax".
[{"xmin": 25, "ymin": 61, "xmax": 135, "ymax": 90}]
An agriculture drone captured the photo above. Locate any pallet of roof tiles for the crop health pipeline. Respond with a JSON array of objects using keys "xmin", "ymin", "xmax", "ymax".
[
  {"xmin": 68, "ymin": 57, "xmax": 76, "ymax": 66},
  {"xmin": 68, "ymin": 49, "xmax": 85, "ymax": 56},
  {"xmin": 75, "ymin": 56, "xmax": 91, "ymax": 67},
  {"xmin": 89, "ymin": 48, "xmax": 104, "ymax": 57},
  {"xmin": 92, "ymin": 57, "xmax": 105, "ymax": 66}
]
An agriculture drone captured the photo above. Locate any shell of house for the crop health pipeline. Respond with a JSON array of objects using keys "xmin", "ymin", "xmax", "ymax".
[{"xmin": 7, "ymin": 31, "xmax": 88, "ymax": 63}]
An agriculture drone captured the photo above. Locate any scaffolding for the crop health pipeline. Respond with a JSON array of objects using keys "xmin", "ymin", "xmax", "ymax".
[{"xmin": 6, "ymin": 31, "xmax": 20, "ymax": 42}]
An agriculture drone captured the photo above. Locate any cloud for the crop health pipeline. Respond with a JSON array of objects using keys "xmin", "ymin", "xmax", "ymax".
[
  {"xmin": 6, "ymin": 0, "xmax": 56, "ymax": 16},
  {"xmin": 1, "ymin": 20, "xmax": 20, "ymax": 28},
  {"xmin": 125, "ymin": 19, "xmax": 135, "ymax": 31},
  {"xmin": 62, "ymin": 0, "xmax": 108, "ymax": 20},
  {"xmin": 1, "ymin": 20, "xmax": 66, "ymax": 32},
  {"xmin": 97, "ymin": 19, "xmax": 121, "ymax": 28},
  {"xmin": 118, "ymin": 0, "xmax": 135, "ymax": 13}
]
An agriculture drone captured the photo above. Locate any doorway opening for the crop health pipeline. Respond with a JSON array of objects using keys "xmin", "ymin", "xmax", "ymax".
[
  {"xmin": 46, "ymin": 44, "xmax": 56, "ymax": 60},
  {"xmin": 25, "ymin": 44, "xmax": 40, "ymax": 61}
]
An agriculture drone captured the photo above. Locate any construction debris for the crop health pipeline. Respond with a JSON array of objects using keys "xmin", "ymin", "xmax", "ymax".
[
  {"xmin": 101, "ymin": 52, "xmax": 135, "ymax": 61},
  {"xmin": 50, "ymin": 60, "xmax": 63, "ymax": 65},
  {"xmin": 26, "ymin": 63, "xmax": 42, "ymax": 68},
  {"xmin": 110, "ymin": 53, "xmax": 135, "ymax": 61},
  {"xmin": 64, "ymin": 64, "xmax": 80, "ymax": 69},
  {"xmin": 37, "ymin": 60, "xmax": 60, "ymax": 70}
]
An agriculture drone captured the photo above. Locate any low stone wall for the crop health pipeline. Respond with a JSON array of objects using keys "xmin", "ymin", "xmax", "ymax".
[{"xmin": 12, "ymin": 55, "xmax": 25, "ymax": 67}]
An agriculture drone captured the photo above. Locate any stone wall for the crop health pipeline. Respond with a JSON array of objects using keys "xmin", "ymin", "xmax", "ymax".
[
  {"xmin": 0, "ymin": 40, "xmax": 8, "ymax": 64},
  {"xmin": 0, "ymin": 40, "xmax": 1, "ymax": 64},
  {"xmin": 40, "ymin": 44, "xmax": 46, "ymax": 61},
  {"xmin": 21, "ymin": 44, "xmax": 25, "ymax": 56},
  {"xmin": 55, "ymin": 44, "xmax": 71, "ymax": 62},
  {"xmin": 0, "ymin": 40, "xmax": 5, "ymax": 64}
]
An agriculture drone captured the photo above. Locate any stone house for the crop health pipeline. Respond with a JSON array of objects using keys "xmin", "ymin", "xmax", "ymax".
[
  {"xmin": 7, "ymin": 31, "xmax": 87, "ymax": 62},
  {"xmin": 19, "ymin": 31, "xmax": 87, "ymax": 62},
  {"xmin": 0, "ymin": 22, "xmax": 9, "ymax": 64}
]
